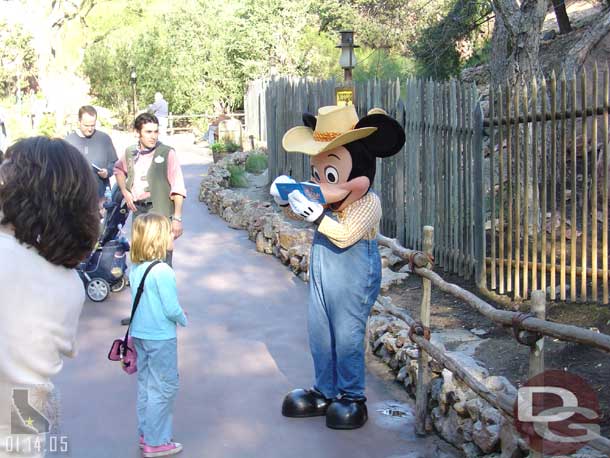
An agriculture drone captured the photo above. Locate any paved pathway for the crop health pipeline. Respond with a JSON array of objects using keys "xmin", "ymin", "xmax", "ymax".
[{"xmin": 54, "ymin": 135, "xmax": 460, "ymax": 458}]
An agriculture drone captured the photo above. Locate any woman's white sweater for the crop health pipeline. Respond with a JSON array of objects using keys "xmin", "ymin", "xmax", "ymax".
[{"xmin": 0, "ymin": 226, "xmax": 84, "ymax": 457}]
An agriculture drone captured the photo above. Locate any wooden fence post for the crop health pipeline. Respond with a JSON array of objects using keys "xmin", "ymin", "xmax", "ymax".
[
  {"xmin": 416, "ymin": 225, "xmax": 434, "ymax": 436},
  {"xmin": 473, "ymin": 101, "xmax": 485, "ymax": 289},
  {"xmin": 168, "ymin": 113, "xmax": 173, "ymax": 136},
  {"xmin": 528, "ymin": 289, "xmax": 546, "ymax": 458}
]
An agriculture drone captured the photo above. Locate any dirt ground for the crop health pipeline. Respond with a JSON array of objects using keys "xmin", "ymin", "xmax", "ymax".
[{"xmin": 386, "ymin": 272, "xmax": 610, "ymax": 437}]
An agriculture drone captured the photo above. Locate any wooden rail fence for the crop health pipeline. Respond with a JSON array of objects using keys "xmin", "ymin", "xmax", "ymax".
[{"xmin": 378, "ymin": 229, "xmax": 610, "ymax": 455}]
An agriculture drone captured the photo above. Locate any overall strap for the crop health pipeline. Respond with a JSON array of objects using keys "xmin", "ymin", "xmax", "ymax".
[{"xmin": 124, "ymin": 260, "xmax": 162, "ymax": 343}]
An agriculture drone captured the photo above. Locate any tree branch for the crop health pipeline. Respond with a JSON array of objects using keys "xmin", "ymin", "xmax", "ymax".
[{"xmin": 562, "ymin": 9, "xmax": 610, "ymax": 75}]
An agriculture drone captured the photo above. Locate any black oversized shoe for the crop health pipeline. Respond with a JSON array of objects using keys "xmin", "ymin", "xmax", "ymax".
[
  {"xmin": 281, "ymin": 388, "xmax": 331, "ymax": 418},
  {"xmin": 325, "ymin": 398, "xmax": 368, "ymax": 430}
]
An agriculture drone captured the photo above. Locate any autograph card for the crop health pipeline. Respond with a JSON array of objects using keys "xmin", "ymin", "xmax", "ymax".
[{"xmin": 276, "ymin": 182, "xmax": 326, "ymax": 204}]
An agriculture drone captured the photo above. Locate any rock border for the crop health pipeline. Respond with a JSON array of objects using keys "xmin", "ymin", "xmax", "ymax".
[{"xmin": 198, "ymin": 152, "xmax": 606, "ymax": 458}]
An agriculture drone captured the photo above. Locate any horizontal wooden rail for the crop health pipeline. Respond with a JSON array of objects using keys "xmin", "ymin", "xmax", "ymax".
[
  {"xmin": 168, "ymin": 114, "xmax": 211, "ymax": 120},
  {"xmin": 483, "ymin": 105, "xmax": 610, "ymax": 127},
  {"xmin": 168, "ymin": 113, "xmax": 245, "ymax": 120},
  {"xmin": 417, "ymin": 267, "xmax": 610, "ymax": 352},
  {"xmin": 377, "ymin": 234, "xmax": 610, "ymax": 353},
  {"xmin": 377, "ymin": 235, "xmax": 434, "ymax": 269},
  {"xmin": 486, "ymin": 257, "xmax": 608, "ymax": 280}
]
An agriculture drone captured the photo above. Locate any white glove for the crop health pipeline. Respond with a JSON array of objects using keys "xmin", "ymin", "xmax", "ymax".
[
  {"xmin": 288, "ymin": 190, "xmax": 324, "ymax": 223},
  {"xmin": 270, "ymin": 175, "xmax": 296, "ymax": 206}
]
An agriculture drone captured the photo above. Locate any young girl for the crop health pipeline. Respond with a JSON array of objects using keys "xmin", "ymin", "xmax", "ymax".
[{"xmin": 129, "ymin": 212, "xmax": 187, "ymax": 457}]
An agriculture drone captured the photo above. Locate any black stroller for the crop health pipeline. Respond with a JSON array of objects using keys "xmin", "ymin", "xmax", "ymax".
[{"xmin": 77, "ymin": 186, "xmax": 131, "ymax": 302}]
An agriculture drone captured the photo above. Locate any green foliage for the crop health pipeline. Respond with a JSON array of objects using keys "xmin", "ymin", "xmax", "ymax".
[
  {"xmin": 463, "ymin": 38, "xmax": 492, "ymax": 69},
  {"xmin": 81, "ymin": 0, "xmax": 423, "ymax": 116},
  {"xmin": 0, "ymin": 22, "xmax": 37, "ymax": 98},
  {"xmin": 353, "ymin": 48, "xmax": 416, "ymax": 81},
  {"xmin": 211, "ymin": 142, "xmax": 226, "ymax": 155},
  {"xmin": 227, "ymin": 164, "xmax": 248, "ymax": 188},
  {"xmin": 37, "ymin": 114, "xmax": 57, "ymax": 137},
  {"xmin": 245, "ymin": 153, "xmax": 268, "ymax": 174},
  {"xmin": 411, "ymin": 0, "xmax": 492, "ymax": 79},
  {"xmin": 223, "ymin": 140, "xmax": 240, "ymax": 153},
  {"xmin": 83, "ymin": 2, "xmax": 240, "ymax": 115}
]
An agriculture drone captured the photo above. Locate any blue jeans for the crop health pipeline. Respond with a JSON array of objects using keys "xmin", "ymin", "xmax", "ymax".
[
  {"xmin": 133, "ymin": 338, "xmax": 179, "ymax": 446},
  {"xmin": 308, "ymin": 230, "xmax": 381, "ymax": 400}
]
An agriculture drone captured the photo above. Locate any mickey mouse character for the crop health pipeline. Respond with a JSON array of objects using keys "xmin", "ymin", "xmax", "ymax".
[{"xmin": 271, "ymin": 105, "xmax": 405, "ymax": 429}]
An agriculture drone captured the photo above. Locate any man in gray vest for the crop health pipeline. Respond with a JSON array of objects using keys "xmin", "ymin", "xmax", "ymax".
[
  {"xmin": 65, "ymin": 105, "xmax": 118, "ymax": 200},
  {"xmin": 114, "ymin": 113, "xmax": 186, "ymax": 324}
]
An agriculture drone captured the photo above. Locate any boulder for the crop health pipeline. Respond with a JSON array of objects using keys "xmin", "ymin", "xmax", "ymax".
[
  {"xmin": 431, "ymin": 407, "xmax": 474, "ymax": 447},
  {"xmin": 380, "ymin": 267, "xmax": 409, "ymax": 292},
  {"xmin": 472, "ymin": 405, "xmax": 502, "ymax": 453},
  {"xmin": 483, "ymin": 375, "xmax": 517, "ymax": 399},
  {"xmin": 379, "ymin": 246, "xmax": 403, "ymax": 267},
  {"xmin": 277, "ymin": 223, "xmax": 312, "ymax": 250},
  {"xmin": 430, "ymin": 376, "xmax": 444, "ymax": 402},
  {"xmin": 255, "ymin": 231, "xmax": 265, "ymax": 253},
  {"xmin": 396, "ymin": 364, "xmax": 409, "ymax": 383},
  {"xmin": 461, "ymin": 441, "xmax": 483, "ymax": 458},
  {"xmin": 289, "ymin": 256, "xmax": 301, "ymax": 273}
]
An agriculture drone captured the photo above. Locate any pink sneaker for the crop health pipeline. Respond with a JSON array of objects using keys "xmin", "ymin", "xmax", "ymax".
[{"xmin": 142, "ymin": 442, "xmax": 183, "ymax": 457}]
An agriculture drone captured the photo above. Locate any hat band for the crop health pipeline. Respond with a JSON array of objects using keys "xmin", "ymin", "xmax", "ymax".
[{"xmin": 313, "ymin": 131, "xmax": 342, "ymax": 142}]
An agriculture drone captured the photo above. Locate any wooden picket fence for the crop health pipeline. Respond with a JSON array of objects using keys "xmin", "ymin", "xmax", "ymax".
[
  {"xmin": 244, "ymin": 79, "xmax": 270, "ymax": 143},
  {"xmin": 487, "ymin": 66, "xmax": 610, "ymax": 304},
  {"xmin": 245, "ymin": 69, "xmax": 610, "ymax": 305}
]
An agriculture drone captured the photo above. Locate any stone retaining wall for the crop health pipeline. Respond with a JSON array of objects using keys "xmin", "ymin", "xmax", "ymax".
[{"xmin": 199, "ymin": 152, "xmax": 605, "ymax": 458}]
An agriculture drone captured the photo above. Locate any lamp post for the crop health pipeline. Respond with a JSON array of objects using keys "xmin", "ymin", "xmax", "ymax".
[
  {"xmin": 337, "ymin": 31, "xmax": 359, "ymax": 84},
  {"xmin": 336, "ymin": 30, "xmax": 359, "ymax": 106},
  {"xmin": 130, "ymin": 67, "xmax": 137, "ymax": 115}
]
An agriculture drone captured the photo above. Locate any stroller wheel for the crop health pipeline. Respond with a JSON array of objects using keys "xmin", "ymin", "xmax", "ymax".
[
  {"xmin": 110, "ymin": 277, "xmax": 127, "ymax": 293},
  {"xmin": 86, "ymin": 278, "xmax": 110, "ymax": 302}
]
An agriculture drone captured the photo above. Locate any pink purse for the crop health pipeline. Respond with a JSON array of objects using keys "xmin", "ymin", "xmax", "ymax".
[
  {"xmin": 108, "ymin": 336, "xmax": 138, "ymax": 374},
  {"xmin": 107, "ymin": 261, "xmax": 161, "ymax": 374}
]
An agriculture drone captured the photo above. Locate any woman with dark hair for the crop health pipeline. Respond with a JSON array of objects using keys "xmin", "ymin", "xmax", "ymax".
[{"xmin": 0, "ymin": 137, "xmax": 99, "ymax": 456}]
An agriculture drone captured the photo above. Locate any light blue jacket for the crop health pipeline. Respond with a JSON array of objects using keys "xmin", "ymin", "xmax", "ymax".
[{"xmin": 129, "ymin": 261, "xmax": 187, "ymax": 340}]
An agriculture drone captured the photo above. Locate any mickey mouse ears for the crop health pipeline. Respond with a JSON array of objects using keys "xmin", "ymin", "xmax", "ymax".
[{"xmin": 282, "ymin": 105, "xmax": 405, "ymax": 158}]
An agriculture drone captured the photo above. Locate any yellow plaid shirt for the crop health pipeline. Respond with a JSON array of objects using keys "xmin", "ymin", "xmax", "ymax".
[{"xmin": 284, "ymin": 192, "xmax": 381, "ymax": 249}]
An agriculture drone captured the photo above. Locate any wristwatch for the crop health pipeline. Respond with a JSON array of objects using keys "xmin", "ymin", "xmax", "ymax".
[{"xmin": 171, "ymin": 215, "xmax": 183, "ymax": 222}]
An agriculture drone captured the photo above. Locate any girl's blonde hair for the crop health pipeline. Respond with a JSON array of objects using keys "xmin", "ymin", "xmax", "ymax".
[{"xmin": 130, "ymin": 213, "xmax": 172, "ymax": 263}]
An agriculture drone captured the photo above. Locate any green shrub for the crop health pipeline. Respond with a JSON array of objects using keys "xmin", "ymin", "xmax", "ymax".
[
  {"xmin": 37, "ymin": 114, "xmax": 57, "ymax": 137},
  {"xmin": 211, "ymin": 142, "xmax": 225, "ymax": 155},
  {"xmin": 224, "ymin": 140, "xmax": 240, "ymax": 153},
  {"xmin": 245, "ymin": 153, "xmax": 268, "ymax": 174},
  {"xmin": 227, "ymin": 164, "xmax": 248, "ymax": 188}
]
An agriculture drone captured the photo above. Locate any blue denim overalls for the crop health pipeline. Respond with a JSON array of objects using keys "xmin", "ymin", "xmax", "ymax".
[{"xmin": 308, "ymin": 212, "xmax": 382, "ymax": 401}]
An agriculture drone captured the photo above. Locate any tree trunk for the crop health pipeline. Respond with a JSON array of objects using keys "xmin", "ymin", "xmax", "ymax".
[
  {"xmin": 490, "ymin": 0, "xmax": 547, "ymax": 88},
  {"xmin": 552, "ymin": 0, "xmax": 573, "ymax": 34}
]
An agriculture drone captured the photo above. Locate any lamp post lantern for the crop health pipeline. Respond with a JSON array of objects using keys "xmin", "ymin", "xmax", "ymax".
[
  {"xmin": 335, "ymin": 30, "xmax": 359, "ymax": 106},
  {"xmin": 130, "ymin": 67, "xmax": 137, "ymax": 115}
]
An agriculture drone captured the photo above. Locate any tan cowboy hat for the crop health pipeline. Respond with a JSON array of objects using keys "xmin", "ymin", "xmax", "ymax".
[{"xmin": 282, "ymin": 105, "xmax": 377, "ymax": 156}]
